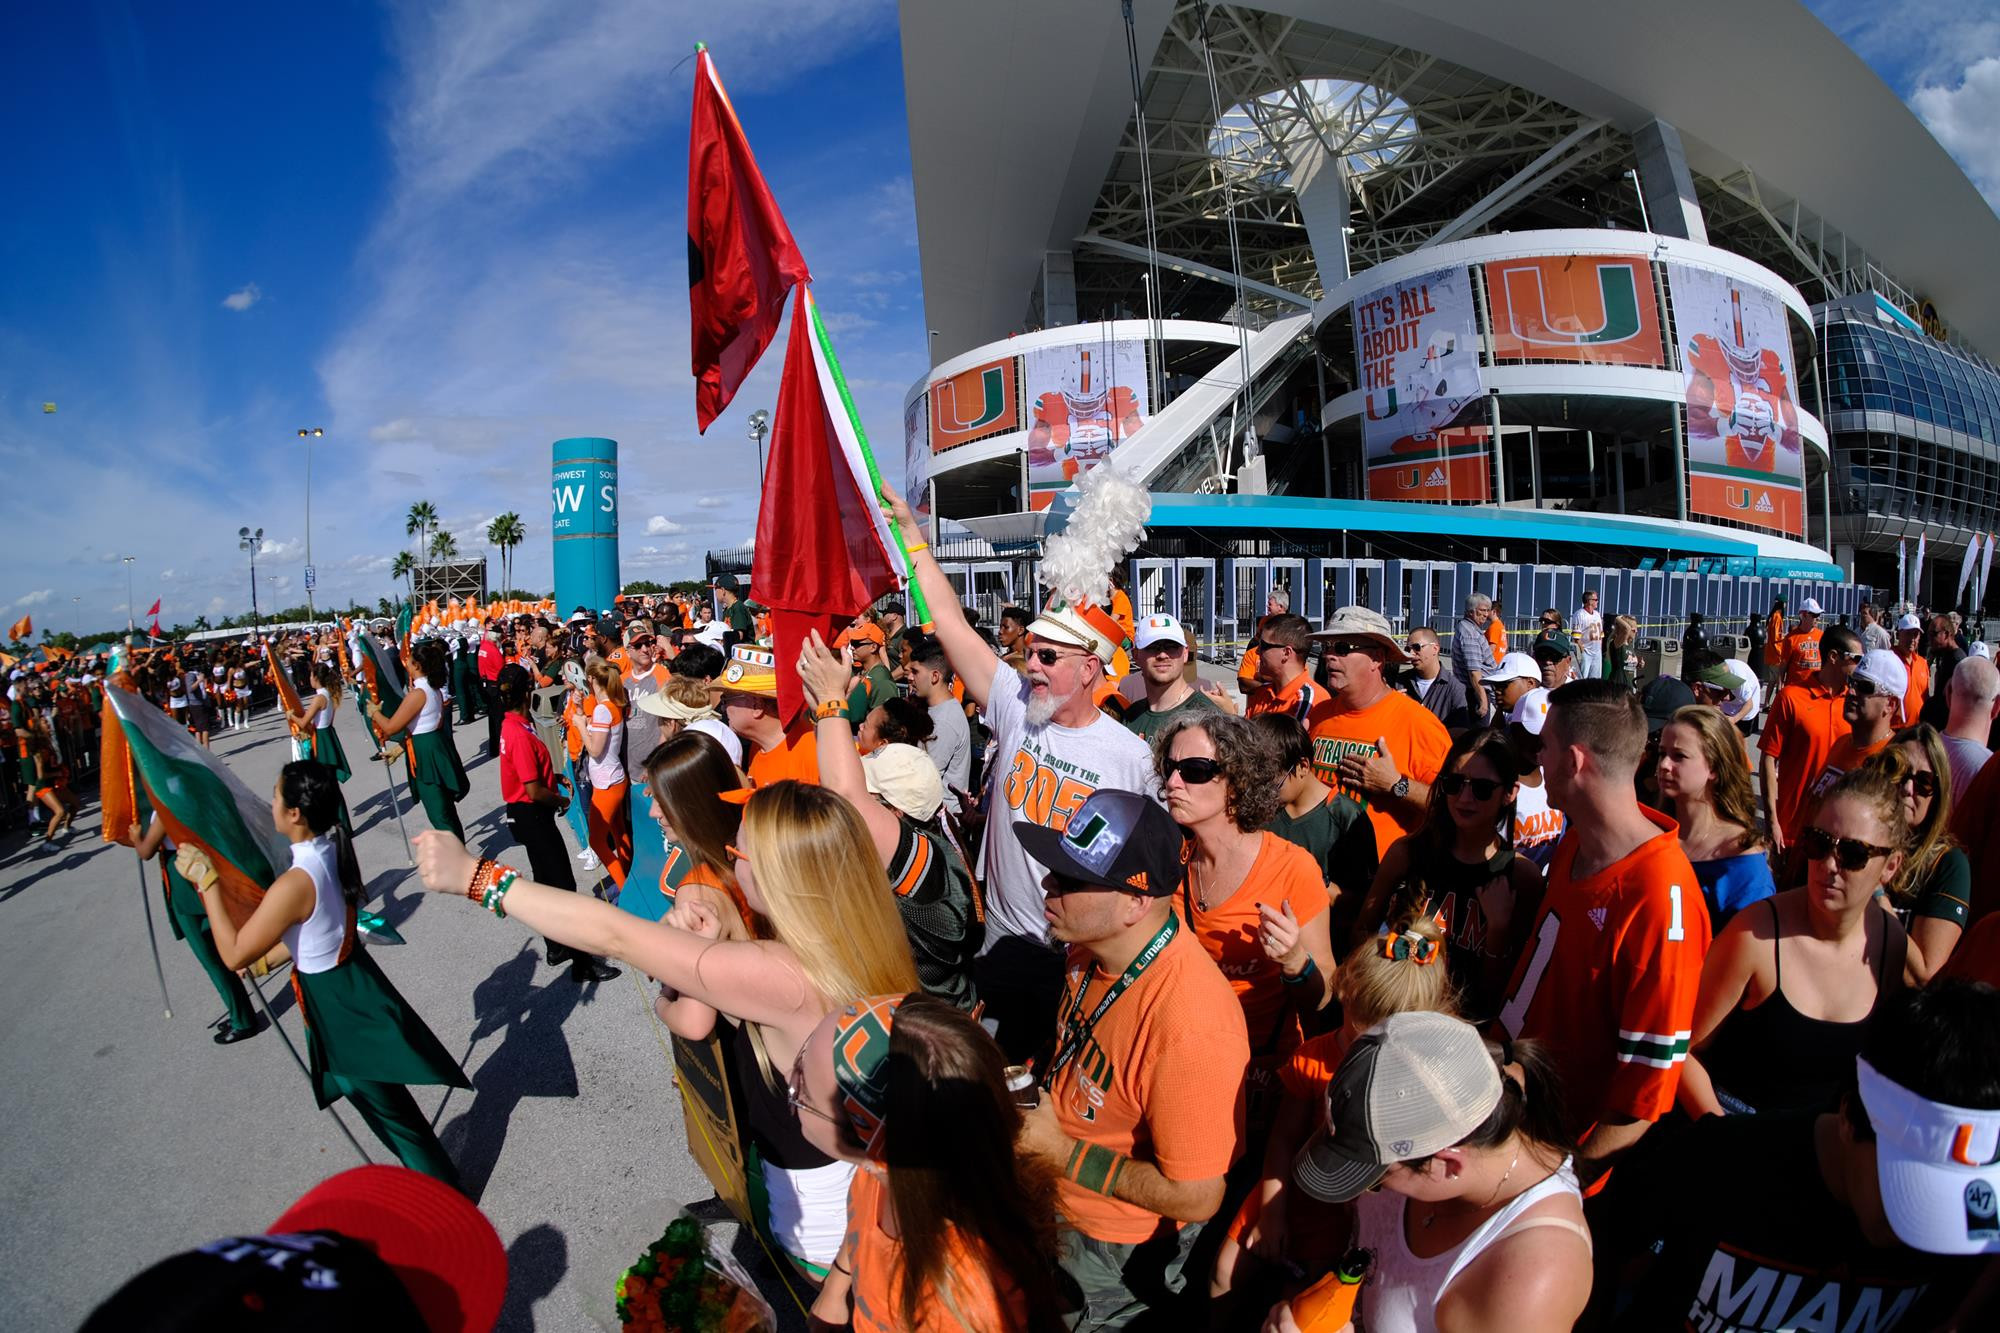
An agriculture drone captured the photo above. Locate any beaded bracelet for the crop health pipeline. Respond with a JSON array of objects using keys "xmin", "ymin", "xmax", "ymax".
[
  {"xmin": 465, "ymin": 857, "xmax": 495, "ymax": 903},
  {"xmin": 481, "ymin": 868, "xmax": 518, "ymax": 919}
]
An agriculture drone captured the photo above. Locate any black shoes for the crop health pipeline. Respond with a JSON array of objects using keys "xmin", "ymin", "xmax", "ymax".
[
  {"xmin": 214, "ymin": 1015, "xmax": 266, "ymax": 1045},
  {"xmin": 568, "ymin": 959, "xmax": 620, "ymax": 984},
  {"xmin": 546, "ymin": 943, "xmax": 575, "ymax": 967}
]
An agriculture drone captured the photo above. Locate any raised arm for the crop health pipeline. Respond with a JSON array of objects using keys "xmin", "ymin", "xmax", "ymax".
[
  {"xmin": 800, "ymin": 633, "xmax": 901, "ymax": 860},
  {"xmin": 877, "ymin": 482, "xmax": 997, "ymax": 707}
]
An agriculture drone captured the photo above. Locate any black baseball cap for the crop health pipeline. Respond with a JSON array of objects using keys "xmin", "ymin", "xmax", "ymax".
[
  {"xmin": 1015, "ymin": 789, "xmax": 1184, "ymax": 898},
  {"xmin": 1640, "ymin": 675, "xmax": 1696, "ymax": 735},
  {"xmin": 1532, "ymin": 628, "xmax": 1574, "ymax": 661}
]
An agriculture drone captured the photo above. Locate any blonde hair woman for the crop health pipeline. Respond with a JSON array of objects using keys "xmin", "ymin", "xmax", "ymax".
[
  {"xmin": 581, "ymin": 658, "xmax": 632, "ymax": 889},
  {"xmin": 410, "ymin": 779, "xmax": 918, "ymax": 1280},
  {"xmin": 1212, "ymin": 906, "xmax": 1458, "ymax": 1312}
]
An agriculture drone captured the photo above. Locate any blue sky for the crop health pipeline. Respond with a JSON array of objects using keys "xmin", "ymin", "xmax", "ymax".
[{"xmin": 2, "ymin": 0, "xmax": 1995, "ymax": 635}]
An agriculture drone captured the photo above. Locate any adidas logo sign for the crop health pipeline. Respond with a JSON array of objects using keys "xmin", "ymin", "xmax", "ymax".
[
  {"xmin": 1426, "ymin": 466, "xmax": 1447, "ymax": 487},
  {"xmin": 1755, "ymin": 494, "xmax": 1775, "ymax": 513},
  {"xmin": 1588, "ymin": 907, "xmax": 1609, "ymax": 931}
]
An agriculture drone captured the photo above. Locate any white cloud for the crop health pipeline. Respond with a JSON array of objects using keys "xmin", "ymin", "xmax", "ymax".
[
  {"xmin": 695, "ymin": 495, "xmax": 727, "ymax": 509},
  {"xmin": 221, "ymin": 283, "xmax": 263, "ymax": 312},
  {"xmin": 1911, "ymin": 55, "xmax": 2000, "ymax": 206},
  {"xmin": 15, "ymin": 588, "xmax": 53, "ymax": 607},
  {"xmin": 159, "ymin": 569, "xmax": 177, "ymax": 580},
  {"xmin": 257, "ymin": 537, "xmax": 305, "ymax": 560},
  {"xmin": 207, "ymin": 597, "xmax": 226, "ymax": 615},
  {"xmin": 645, "ymin": 515, "xmax": 684, "ymax": 535}
]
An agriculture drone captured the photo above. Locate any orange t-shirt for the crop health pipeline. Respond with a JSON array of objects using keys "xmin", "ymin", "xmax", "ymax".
[
  {"xmin": 1277, "ymin": 1028, "xmax": 1353, "ymax": 1102},
  {"xmin": 1307, "ymin": 690, "xmax": 1452, "ymax": 857},
  {"xmin": 1764, "ymin": 611, "xmax": 1786, "ymax": 666},
  {"xmin": 1758, "ymin": 679, "xmax": 1850, "ymax": 846},
  {"xmin": 1177, "ymin": 832, "xmax": 1328, "ymax": 1051},
  {"xmin": 1805, "ymin": 733, "xmax": 1892, "ymax": 807},
  {"xmin": 1781, "ymin": 627, "xmax": 1823, "ymax": 686},
  {"xmin": 845, "ymin": 1165, "xmax": 1026, "ymax": 1333},
  {"xmin": 1236, "ymin": 616, "xmax": 1269, "ymax": 692},
  {"xmin": 746, "ymin": 717, "xmax": 820, "ymax": 788},
  {"xmin": 1245, "ymin": 668, "xmax": 1322, "ymax": 727},
  {"xmin": 1486, "ymin": 615, "xmax": 1508, "ymax": 660},
  {"xmin": 1046, "ymin": 924, "xmax": 1249, "ymax": 1243},
  {"xmin": 1897, "ymin": 651, "xmax": 1929, "ymax": 727}
]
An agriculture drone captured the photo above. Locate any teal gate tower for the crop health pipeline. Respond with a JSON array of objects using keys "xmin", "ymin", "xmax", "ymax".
[{"xmin": 552, "ymin": 437, "xmax": 619, "ymax": 615}]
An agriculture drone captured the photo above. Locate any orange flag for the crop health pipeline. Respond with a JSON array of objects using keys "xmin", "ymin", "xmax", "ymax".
[
  {"xmin": 7, "ymin": 614, "xmax": 29, "ymax": 641},
  {"xmin": 100, "ymin": 683, "xmax": 138, "ymax": 847},
  {"xmin": 265, "ymin": 640, "xmax": 308, "ymax": 741}
]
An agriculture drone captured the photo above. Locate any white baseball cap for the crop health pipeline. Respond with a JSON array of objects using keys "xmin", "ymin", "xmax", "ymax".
[
  {"xmin": 861, "ymin": 743, "xmax": 945, "ymax": 821},
  {"xmin": 1507, "ymin": 686, "xmax": 1552, "ymax": 735},
  {"xmin": 1854, "ymin": 649, "xmax": 1910, "ymax": 713},
  {"xmin": 1485, "ymin": 652, "xmax": 1541, "ymax": 687},
  {"xmin": 685, "ymin": 717, "xmax": 743, "ymax": 767},
  {"xmin": 1897, "ymin": 613, "xmax": 1924, "ymax": 632},
  {"xmin": 1800, "ymin": 597, "xmax": 1824, "ymax": 615},
  {"xmin": 1858, "ymin": 1056, "xmax": 2000, "ymax": 1255},
  {"xmin": 1133, "ymin": 614, "xmax": 1187, "ymax": 650}
]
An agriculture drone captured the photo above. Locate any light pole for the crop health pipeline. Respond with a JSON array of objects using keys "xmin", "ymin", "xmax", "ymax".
[
  {"xmin": 239, "ymin": 526, "xmax": 264, "ymax": 642},
  {"xmin": 298, "ymin": 428, "xmax": 322, "ymax": 616},
  {"xmin": 72, "ymin": 595, "xmax": 80, "ymax": 636},
  {"xmin": 747, "ymin": 409, "xmax": 770, "ymax": 492},
  {"xmin": 122, "ymin": 555, "xmax": 136, "ymax": 633}
]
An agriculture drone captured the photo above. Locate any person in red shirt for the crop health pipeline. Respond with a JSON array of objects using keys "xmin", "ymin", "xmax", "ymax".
[
  {"xmin": 477, "ymin": 625, "xmax": 505, "ymax": 758},
  {"xmin": 1497, "ymin": 678, "xmax": 1711, "ymax": 1185},
  {"xmin": 1307, "ymin": 606, "xmax": 1452, "ymax": 857},
  {"xmin": 1759, "ymin": 624, "xmax": 1861, "ymax": 854},
  {"xmin": 496, "ymin": 664, "xmax": 617, "ymax": 982},
  {"xmin": 1243, "ymin": 614, "xmax": 1321, "ymax": 725}
]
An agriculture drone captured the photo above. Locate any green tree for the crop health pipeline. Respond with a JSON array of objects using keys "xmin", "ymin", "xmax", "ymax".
[
  {"xmin": 406, "ymin": 500, "xmax": 439, "ymax": 573},
  {"xmin": 391, "ymin": 551, "xmax": 416, "ymax": 599},
  {"xmin": 486, "ymin": 512, "xmax": 525, "ymax": 599},
  {"xmin": 621, "ymin": 579, "xmax": 668, "ymax": 594},
  {"xmin": 429, "ymin": 530, "xmax": 459, "ymax": 563}
]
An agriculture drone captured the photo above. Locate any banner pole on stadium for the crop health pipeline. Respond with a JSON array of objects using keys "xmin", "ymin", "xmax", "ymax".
[{"xmin": 245, "ymin": 970, "xmax": 373, "ymax": 1165}]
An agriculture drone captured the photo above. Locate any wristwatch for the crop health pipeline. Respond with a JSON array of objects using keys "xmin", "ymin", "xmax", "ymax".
[{"xmin": 1390, "ymin": 775, "xmax": 1411, "ymax": 800}]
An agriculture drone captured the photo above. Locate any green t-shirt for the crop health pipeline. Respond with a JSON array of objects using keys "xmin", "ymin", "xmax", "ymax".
[
  {"xmin": 845, "ymin": 663, "xmax": 901, "ymax": 725},
  {"xmin": 1120, "ymin": 686, "xmax": 1221, "ymax": 742},
  {"xmin": 725, "ymin": 599, "xmax": 758, "ymax": 638},
  {"xmin": 1265, "ymin": 789, "xmax": 1378, "ymax": 899}
]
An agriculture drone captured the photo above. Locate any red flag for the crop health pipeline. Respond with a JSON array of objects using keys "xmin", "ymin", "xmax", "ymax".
[
  {"xmin": 145, "ymin": 599, "xmax": 161, "ymax": 617},
  {"xmin": 754, "ymin": 286, "xmax": 903, "ymax": 724},
  {"xmin": 688, "ymin": 46, "xmax": 808, "ymax": 433}
]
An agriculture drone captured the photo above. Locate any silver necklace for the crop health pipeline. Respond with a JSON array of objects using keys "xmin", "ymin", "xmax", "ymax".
[{"xmin": 1420, "ymin": 1149, "xmax": 1519, "ymax": 1229}]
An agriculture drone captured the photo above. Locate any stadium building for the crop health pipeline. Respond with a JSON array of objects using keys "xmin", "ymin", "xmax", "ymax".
[{"xmin": 851, "ymin": 0, "xmax": 2000, "ymax": 650}]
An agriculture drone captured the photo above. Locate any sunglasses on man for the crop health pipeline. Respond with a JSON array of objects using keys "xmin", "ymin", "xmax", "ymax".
[{"xmin": 1028, "ymin": 646, "xmax": 1087, "ymax": 668}]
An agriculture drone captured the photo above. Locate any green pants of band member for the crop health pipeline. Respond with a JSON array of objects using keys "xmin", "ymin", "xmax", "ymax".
[
  {"xmin": 166, "ymin": 880, "xmax": 255, "ymax": 1034},
  {"xmin": 323, "ymin": 1071, "xmax": 461, "ymax": 1188},
  {"xmin": 410, "ymin": 774, "xmax": 465, "ymax": 840}
]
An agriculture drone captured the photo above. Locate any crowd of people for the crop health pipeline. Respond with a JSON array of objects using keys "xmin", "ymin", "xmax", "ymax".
[{"xmin": 51, "ymin": 520, "xmax": 2000, "ymax": 1329}]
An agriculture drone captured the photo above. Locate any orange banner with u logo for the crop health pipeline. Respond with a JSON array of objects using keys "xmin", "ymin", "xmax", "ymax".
[
  {"xmin": 1689, "ymin": 471, "xmax": 1804, "ymax": 534},
  {"xmin": 1483, "ymin": 254, "xmax": 1664, "ymax": 366}
]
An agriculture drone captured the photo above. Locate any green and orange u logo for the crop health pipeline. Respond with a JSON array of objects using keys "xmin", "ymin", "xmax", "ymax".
[{"xmin": 1499, "ymin": 261, "xmax": 1643, "ymax": 347}]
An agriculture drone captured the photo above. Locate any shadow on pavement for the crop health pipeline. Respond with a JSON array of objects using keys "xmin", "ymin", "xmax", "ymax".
[
  {"xmin": 496, "ymin": 1221, "xmax": 569, "ymax": 1332},
  {"xmin": 439, "ymin": 945, "xmax": 599, "ymax": 1202}
]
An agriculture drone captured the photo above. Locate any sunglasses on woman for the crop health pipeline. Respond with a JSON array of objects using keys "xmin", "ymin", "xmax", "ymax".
[
  {"xmin": 1905, "ymin": 770, "xmax": 1939, "ymax": 799},
  {"xmin": 1797, "ymin": 825, "xmax": 1895, "ymax": 871},
  {"xmin": 1435, "ymin": 772, "xmax": 1503, "ymax": 800},
  {"xmin": 1161, "ymin": 756, "xmax": 1222, "ymax": 785}
]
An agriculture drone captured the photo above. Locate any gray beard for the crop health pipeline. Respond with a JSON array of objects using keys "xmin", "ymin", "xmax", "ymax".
[{"xmin": 1025, "ymin": 688, "xmax": 1074, "ymax": 727}]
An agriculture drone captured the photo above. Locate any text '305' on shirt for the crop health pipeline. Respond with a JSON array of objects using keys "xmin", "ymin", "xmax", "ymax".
[
  {"xmin": 1045, "ymin": 922, "xmax": 1249, "ymax": 1243},
  {"xmin": 979, "ymin": 661, "xmax": 1157, "ymax": 949},
  {"xmin": 1307, "ymin": 689, "xmax": 1452, "ymax": 858},
  {"xmin": 1497, "ymin": 807, "xmax": 1711, "ymax": 1130}
]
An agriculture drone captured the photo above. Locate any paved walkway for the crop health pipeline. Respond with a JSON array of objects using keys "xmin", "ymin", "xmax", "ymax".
[{"xmin": 0, "ymin": 706, "xmax": 806, "ymax": 1330}]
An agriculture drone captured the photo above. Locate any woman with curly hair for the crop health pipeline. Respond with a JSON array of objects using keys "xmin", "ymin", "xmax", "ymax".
[
  {"xmin": 1865, "ymin": 724, "xmax": 1971, "ymax": 978},
  {"xmin": 1156, "ymin": 712, "xmax": 1336, "ymax": 1055}
]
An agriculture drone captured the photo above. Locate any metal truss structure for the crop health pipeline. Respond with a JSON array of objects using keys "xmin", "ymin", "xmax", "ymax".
[{"xmin": 1076, "ymin": 1, "xmax": 1940, "ymax": 342}]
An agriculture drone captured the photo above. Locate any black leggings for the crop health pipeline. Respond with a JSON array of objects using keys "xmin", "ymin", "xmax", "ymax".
[{"xmin": 506, "ymin": 801, "xmax": 576, "ymax": 890}]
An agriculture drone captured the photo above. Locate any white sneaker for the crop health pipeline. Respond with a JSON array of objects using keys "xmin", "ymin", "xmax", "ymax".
[{"xmin": 577, "ymin": 848, "xmax": 601, "ymax": 872}]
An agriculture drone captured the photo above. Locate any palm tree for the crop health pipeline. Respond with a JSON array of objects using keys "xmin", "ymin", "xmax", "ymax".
[
  {"xmin": 391, "ymin": 551, "xmax": 416, "ymax": 599},
  {"xmin": 430, "ymin": 530, "xmax": 460, "ymax": 564},
  {"xmin": 486, "ymin": 512, "xmax": 525, "ymax": 597},
  {"xmin": 406, "ymin": 500, "xmax": 439, "ymax": 571}
]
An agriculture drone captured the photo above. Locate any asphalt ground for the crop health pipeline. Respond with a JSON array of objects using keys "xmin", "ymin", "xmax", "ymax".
[{"xmin": 0, "ymin": 704, "xmax": 811, "ymax": 1331}]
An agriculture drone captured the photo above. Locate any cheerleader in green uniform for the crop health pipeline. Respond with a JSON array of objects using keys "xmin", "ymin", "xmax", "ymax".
[
  {"xmin": 287, "ymin": 661, "xmax": 354, "ymax": 834},
  {"xmin": 131, "ymin": 806, "xmax": 261, "ymax": 1044},
  {"xmin": 182, "ymin": 760, "xmax": 469, "ymax": 1185},
  {"xmin": 366, "ymin": 638, "xmax": 468, "ymax": 838}
]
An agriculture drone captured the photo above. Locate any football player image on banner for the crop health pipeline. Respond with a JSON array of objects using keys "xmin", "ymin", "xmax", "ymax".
[
  {"xmin": 1670, "ymin": 263, "xmax": 1806, "ymax": 536},
  {"xmin": 1354, "ymin": 265, "xmax": 1488, "ymax": 502},
  {"xmin": 1023, "ymin": 335, "xmax": 1149, "ymax": 509}
]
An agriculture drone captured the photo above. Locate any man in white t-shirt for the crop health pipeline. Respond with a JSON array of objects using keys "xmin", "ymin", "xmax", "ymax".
[
  {"xmin": 1573, "ymin": 590, "xmax": 1604, "ymax": 681},
  {"xmin": 880, "ymin": 485, "xmax": 1156, "ymax": 1062},
  {"xmin": 1504, "ymin": 687, "xmax": 1566, "ymax": 869},
  {"xmin": 907, "ymin": 636, "xmax": 970, "ymax": 814},
  {"xmin": 1941, "ymin": 655, "xmax": 2000, "ymax": 799}
]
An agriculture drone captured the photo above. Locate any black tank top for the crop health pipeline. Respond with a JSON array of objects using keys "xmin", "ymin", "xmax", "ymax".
[
  {"xmin": 1701, "ymin": 900, "xmax": 1895, "ymax": 1116},
  {"xmin": 727, "ymin": 1016, "xmax": 835, "ymax": 1171},
  {"xmin": 1398, "ymin": 838, "xmax": 1516, "ymax": 1020}
]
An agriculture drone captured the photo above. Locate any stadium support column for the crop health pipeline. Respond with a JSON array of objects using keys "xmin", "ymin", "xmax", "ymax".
[
  {"xmin": 552, "ymin": 437, "xmax": 619, "ymax": 616},
  {"xmin": 1632, "ymin": 120, "xmax": 1708, "ymax": 243},
  {"xmin": 1039, "ymin": 252, "xmax": 1077, "ymax": 328},
  {"xmin": 1287, "ymin": 138, "xmax": 1351, "ymax": 291}
]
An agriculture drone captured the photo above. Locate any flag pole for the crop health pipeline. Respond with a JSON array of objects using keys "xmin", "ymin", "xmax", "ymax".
[
  {"xmin": 128, "ymin": 766, "xmax": 173, "ymax": 1018},
  {"xmin": 355, "ymin": 676, "xmax": 417, "ymax": 865},
  {"xmin": 244, "ymin": 970, "xmax": 373, "ymax": 1165},
  {"xmin": 804, "ymin": 290, "xmax": 935, "ymax": 629}
]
